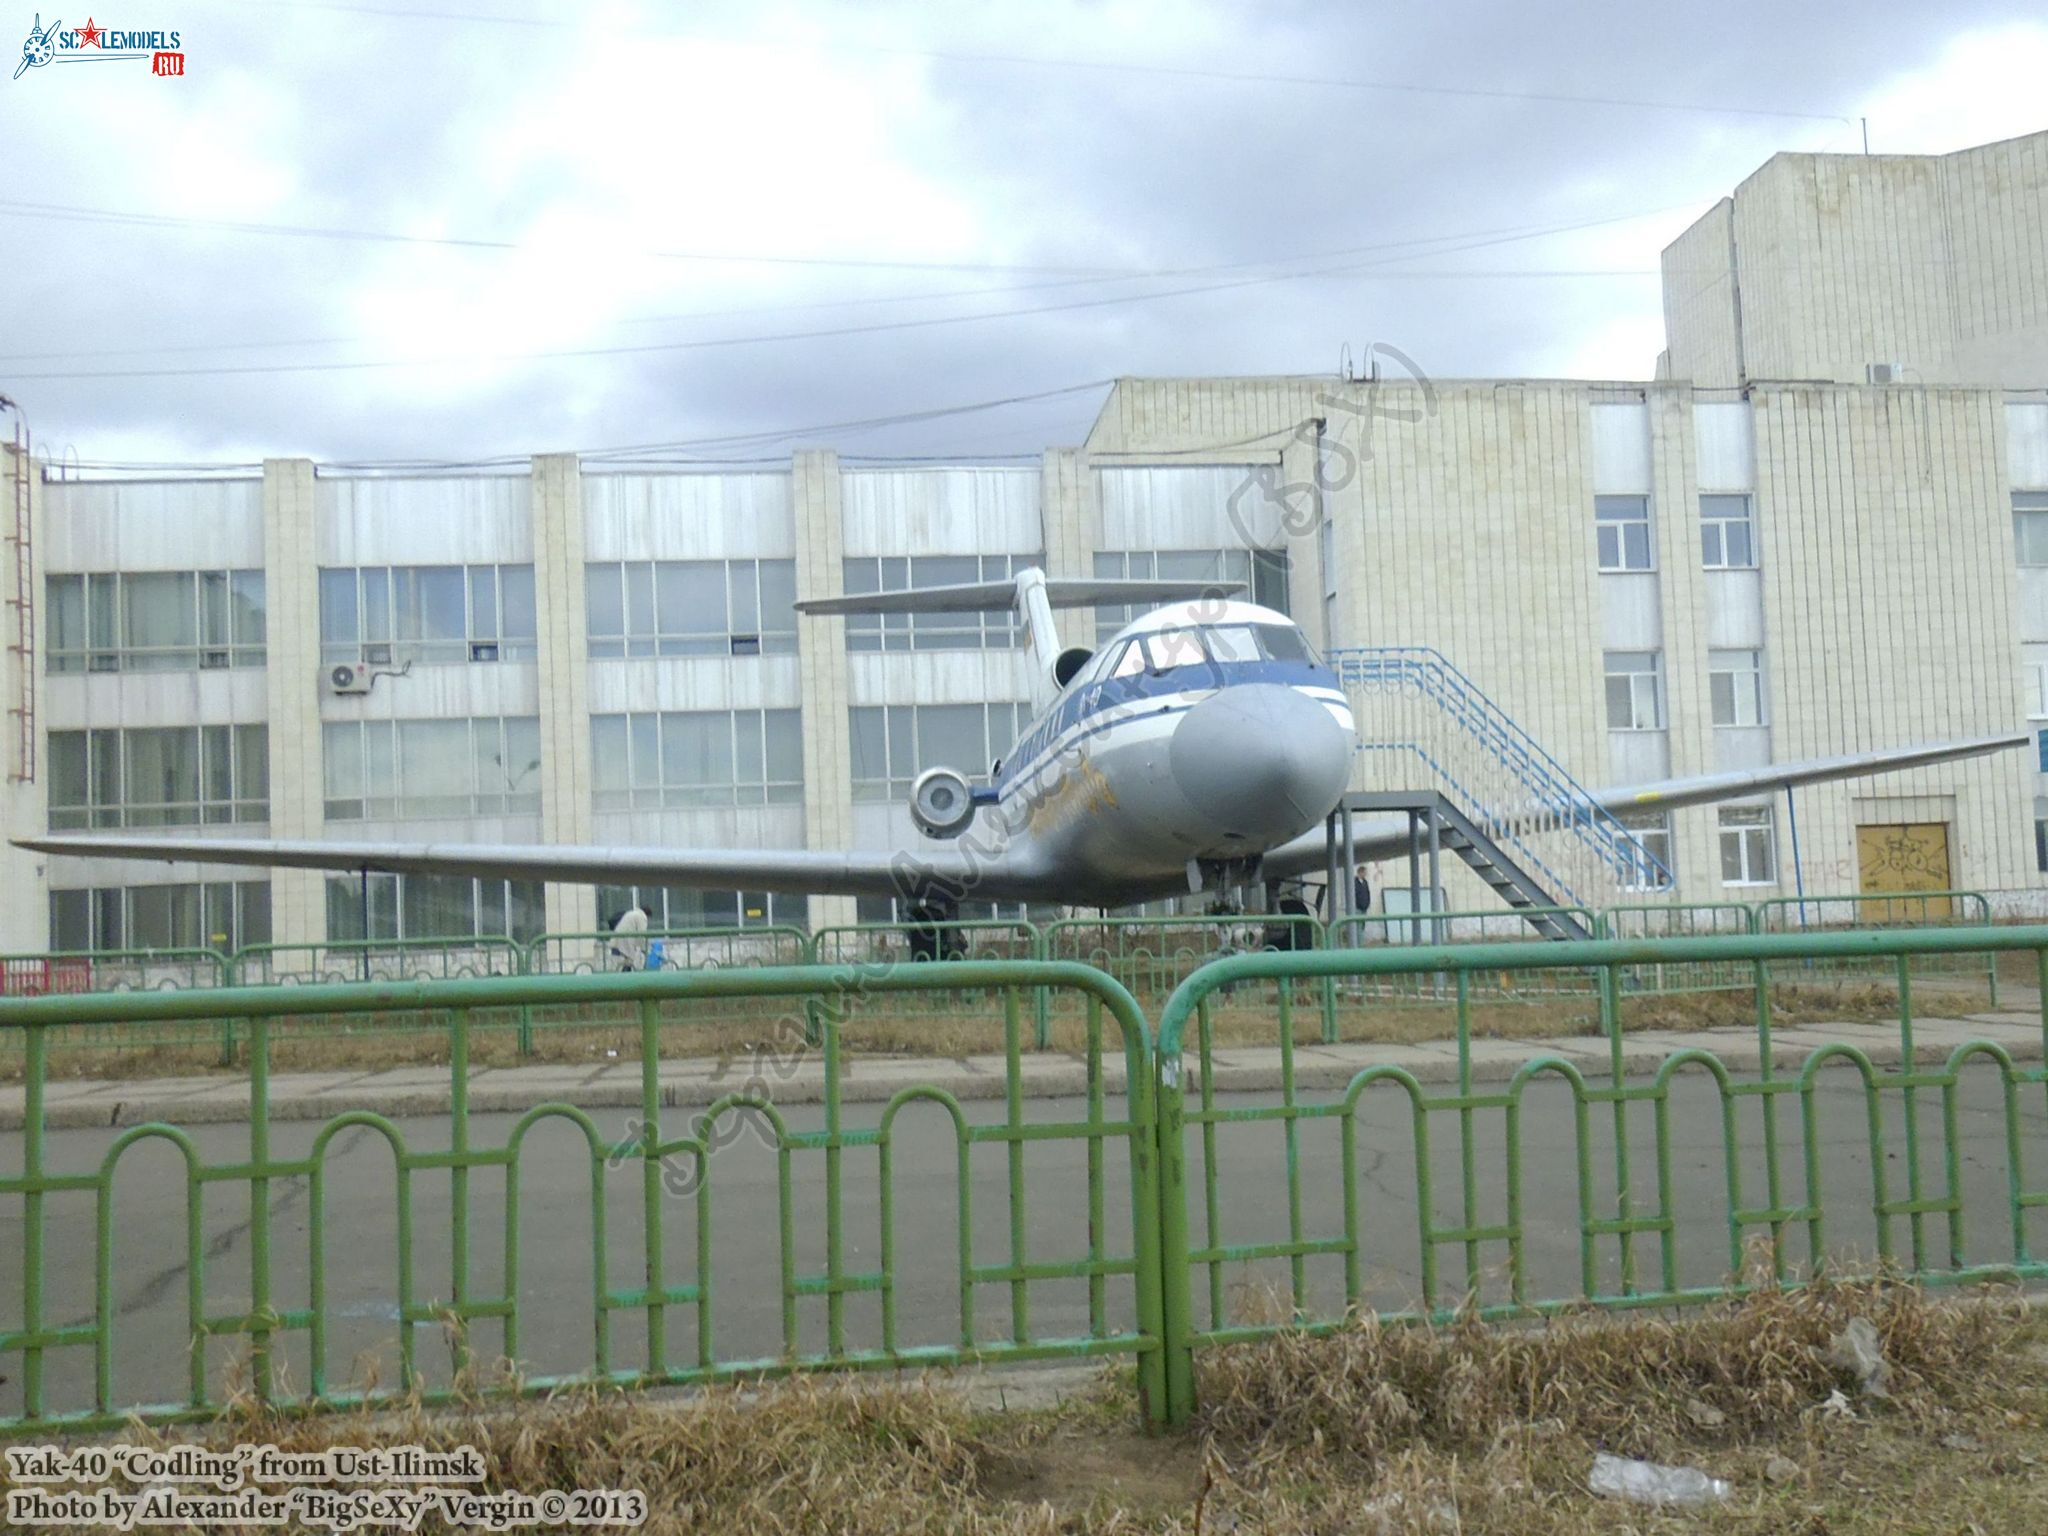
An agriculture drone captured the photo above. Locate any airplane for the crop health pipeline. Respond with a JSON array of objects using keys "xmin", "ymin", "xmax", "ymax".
[{"xmin": 13, "ymin": 567, "xmax": 2030, "ymax": 923}]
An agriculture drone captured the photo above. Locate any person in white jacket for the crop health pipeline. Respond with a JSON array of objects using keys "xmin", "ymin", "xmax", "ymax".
[{"xmin": 608, "ymin": 906, "xmax": 650, "ymax": 972}]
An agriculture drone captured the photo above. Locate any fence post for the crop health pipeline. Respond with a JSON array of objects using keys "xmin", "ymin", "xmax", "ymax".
[
  {"xmin": 1152, "ymin": 1024, "xmax": 1197, "ymax": 1425},
  {"xmin": 516, "ymin": 939, "xmax": 535, "ymax": 1058},
  {"xmin": 1319, "ymin": 915, "xmax": 1338, "ymax": 1045},
  {"xmin": 218, "ymin": 948, "xmax": 237, "ymax": 1065}
]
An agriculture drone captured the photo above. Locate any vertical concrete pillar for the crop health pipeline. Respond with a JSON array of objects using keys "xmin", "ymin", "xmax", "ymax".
[
  {"xmin": 261, "ymin": 458, "xmax": 326, "ymax": 944},
  {"xmin": 532, "ymin": 454, "xmax": 596, "ymax": 938},
  {"xmin": 1277, "ymin": 435, "xmax": 1326, "ymax": 645},
  {"xmin": 1648, "ymin": 387, "xmax": 1720, "ymax": 902},
  {"xmin": 1040, "ymin": 448, "xmax": 1097, "ymax": 580},
  {"xmin": 792, "ymin": 450, "xmax": 857, "ymax": 929},
  {"xmin": 0, "ymin": 443, "xmax": 49, "ymax": 950}
]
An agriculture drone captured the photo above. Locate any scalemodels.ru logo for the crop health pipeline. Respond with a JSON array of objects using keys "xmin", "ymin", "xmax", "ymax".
[{"xmin": 14, "ymin": 13, "xmax": 185, "ymax": 79}]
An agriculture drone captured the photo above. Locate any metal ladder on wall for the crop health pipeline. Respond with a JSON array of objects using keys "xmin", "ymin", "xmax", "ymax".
[{"xmin": 1325, "ymin": 646, "xmax": 1672, "ymax": 918}]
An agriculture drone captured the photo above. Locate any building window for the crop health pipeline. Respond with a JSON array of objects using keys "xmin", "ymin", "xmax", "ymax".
[
  {"xmin": 325, "ymin": 873, "xmax": 545, "ymax": 944},
  {"xmin": 597, "ymin": 886, "xmax": 805, "ymax": 932},
  {"xmin": 1603, "ymin": 650, "xmax": 1664, "ymax": 731},
  {"xmin": 2016, "ymin": 493, "xmax": 2048, "ymax": 566},
  {"xmin": 319, "ymin": 564, "xmax": 536, "ymax": 666},
  {"xmin": 2036, "ymin": 797, "xmax": 2048, "ymax": 875},
  {"xmin": 1718, "ymin": 805, "xmax": 1777, "ymax": 885},
  {"xmin": 841, "ymin": 553, "xmax": 1039, "ymax": 652},
  {"xmin": 1617, "ymin": 810, "xmax": 1674, "ymax": 889},
  {"xmin": 1699, "ymin": 493, "xmax": 1756, "ymax": 569},
  {"xmin": 48, "ymin": 725, "xmax": 268, "ymax": 830},
  {"xmin": 854, "ymin": 895, "xmax": 1043, "ymax": 924},
  {"xmin": 589, "ymin": 710, "xmax": 803, "ymax": 810},
  {"xmin": 1596, "ymin": 495, "xmax": 1653, "ymax": 572},
  {"xmin": 1708, "ymin": 648, "xmax": 1767, "ymax": 727},
  {"xmin": 1093, "ymin": 548, "xmax": 1289, "ymax": 642},
  {"xmin": 322, "ymin": 717, "xmax": 541, "ymax": 820},
  {"xmin": 46, "ymin": 569, "xmax": 265, "ymax": 674},
  {"xmin": 2027, "ymin": 645, "xmax": 2048, "ymax": 719},
  {"xmin": 849, "ymin": 702, "xmax": 1032, "ymax": 802},
  {"xmin": 49, "ymin": 880, "xmax": 271, "ymax": 953},
  {"xmin": 585, "ymin": 558, "xmax": 796, "ymax": 659}
]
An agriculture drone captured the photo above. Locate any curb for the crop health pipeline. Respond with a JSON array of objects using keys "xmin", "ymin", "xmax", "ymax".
[{"xmin": 8, "ymin": 1027, "xmax": 2037, "ymax": 1132}]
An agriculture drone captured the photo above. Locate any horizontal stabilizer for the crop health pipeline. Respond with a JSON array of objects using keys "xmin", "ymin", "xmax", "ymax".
[{"xmin": 797, "ymin": 576, "xmax": 1245, "ymax": 617}]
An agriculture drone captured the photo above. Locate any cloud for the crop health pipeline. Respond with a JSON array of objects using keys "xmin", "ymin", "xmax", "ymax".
[{"xmin": 0, "ymin": 0, "xmax": 2038, "ymax": 464}]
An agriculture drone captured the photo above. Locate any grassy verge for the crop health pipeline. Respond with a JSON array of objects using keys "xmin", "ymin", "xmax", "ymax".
[
  {"xmin": 3, "ymin": 973, "xmax": 2004, "ymax": 1083},
  {"xmin": 6, "ymin": 1281, "xmax": 2045, "ymax": 1532}
]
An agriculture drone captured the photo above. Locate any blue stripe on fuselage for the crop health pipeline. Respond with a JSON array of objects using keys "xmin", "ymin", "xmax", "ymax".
[{"xmin": 993, "ymin": 659, "xmax": 1337, "ymax": 795}]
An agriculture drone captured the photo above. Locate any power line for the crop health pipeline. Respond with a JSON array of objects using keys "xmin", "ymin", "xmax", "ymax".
[
  {"xmin": 0, "ymin": 199, "xmax": 1701, "ymax": 367},
  {"xmin": 0, "ymin": 197, "xmax": 1130, "ymax": 277},
  {"xmin": 233, "ymin": 0, "xmax": 1852, "ymax": 124},
  {"xmin": 3, "ymin": 258, "xmax": 1666, "ymax": 383},
  {"xmin": 0, "ymin": 201, "xmax": 1695, "ymax": 382},
  {"xmin": 61, "ymin": 380, "xmax": 1121, "ymax": 474}
]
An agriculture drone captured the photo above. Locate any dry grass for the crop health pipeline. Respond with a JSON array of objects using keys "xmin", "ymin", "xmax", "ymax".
[
  {"xmin": 3, "ymin": 974, "xmax": 2000, "ymax": 1084},
  {"xmin": 6, "ymin": 1281, "xmax": 2048, "ymax": 1532}
]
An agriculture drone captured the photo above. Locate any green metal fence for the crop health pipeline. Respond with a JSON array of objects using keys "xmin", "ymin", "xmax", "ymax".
[
  {"xmin": 0, "ymin": 891, "xmax": 2014, "ymax": 1067},
  {"xmin": 0, "ymin": 961, "xmax": 1166, "ymax": 1433},
  {"xmin": 1148, "ymin": 926, "xmax": 2048, "ymax": 1423},
  {"xmin": 233, "ymin": 937, "xmax": 528, "ymax": 987},
  {"xmin": 3, "ymin": 924, "xmax": 2044, "ymax": 1434},
  {"xmin": 1756, "ymin": 892, "xmax": 1999, "ymax": 1005},
  {"xmin": 525, "ymin": 924, "xmax": 811, "ymax": 977}
]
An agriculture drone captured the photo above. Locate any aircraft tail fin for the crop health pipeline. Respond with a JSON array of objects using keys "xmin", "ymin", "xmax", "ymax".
[{"xmin": 798, "ymin": 567, "xmax": 1248, "ymax": 702}]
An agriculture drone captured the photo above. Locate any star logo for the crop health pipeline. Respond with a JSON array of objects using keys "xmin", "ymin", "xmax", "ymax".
[{"xmin": 75, "ymin": 16, "xmax": 101, "ymax": 47}]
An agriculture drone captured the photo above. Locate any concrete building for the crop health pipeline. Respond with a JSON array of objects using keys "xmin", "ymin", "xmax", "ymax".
[{"xmin": 3, "ymin": 130, "xmax": 2047, "ymax": 955}]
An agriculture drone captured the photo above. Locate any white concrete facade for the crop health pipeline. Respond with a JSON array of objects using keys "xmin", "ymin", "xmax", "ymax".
[
  {"xmin": 1662, "ymin": 130, "xmax": 2048, "ymax": 390},
  {"xmin": 3, "ymin": 131, "xmax": 2046, "ymax": 949}
]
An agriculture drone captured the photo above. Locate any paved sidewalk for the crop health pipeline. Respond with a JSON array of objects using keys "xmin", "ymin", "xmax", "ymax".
[{"xmin": 6, "ymin": 1008, "xmax": 2043, "ymax": 1132}]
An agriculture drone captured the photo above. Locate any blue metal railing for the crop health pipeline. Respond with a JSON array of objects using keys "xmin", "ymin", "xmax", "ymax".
[{"xmin": 1328, "ymin": 646, "xmax": 1675, "ymax": 898}]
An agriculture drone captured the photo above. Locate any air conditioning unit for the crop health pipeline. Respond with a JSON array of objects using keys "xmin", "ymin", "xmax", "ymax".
[
  {"xmin": 325, "ymin": 662, "xmax": 372, "ymax": 695},
  {"xmin": 1866, "ymin": 361, "xmax": 1905, "ymax": 385}
]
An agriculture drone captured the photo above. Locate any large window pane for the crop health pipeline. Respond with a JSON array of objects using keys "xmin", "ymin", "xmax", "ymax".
[
  {"xmin": 500, "ymin": 565, "xmax": 536, "ymax": 643},
  {"xmin": 45, "ymin": 575, "xmax": 84, "ymax": 671},
  {"xmin": 123, "ymin": 571, "xmax": 196, "ymax": 669},
  {"xmin": 319, "ymin": 568, "xmax": 359, "ymax": 647},
  {"xmin": 398, "ymin": 720, "xmax": 473, "ymax": 815},
  {"xmin": 917, "ymin": 705, "xmax": 987, "ymax": 775},
  {"xmin": 231, "ymin": 570, "xmax": 266, "ymax": 647}
]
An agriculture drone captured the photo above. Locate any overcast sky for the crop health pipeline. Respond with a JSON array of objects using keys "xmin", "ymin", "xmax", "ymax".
[{"xmin": 2, "ymin": 0, "xmax": 2044, "ymax": 468}]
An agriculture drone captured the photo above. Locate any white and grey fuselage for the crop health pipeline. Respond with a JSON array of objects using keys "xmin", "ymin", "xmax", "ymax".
[{"xmin": 964, "ymin": 599, "xmax": 1355, "ymax": 908}]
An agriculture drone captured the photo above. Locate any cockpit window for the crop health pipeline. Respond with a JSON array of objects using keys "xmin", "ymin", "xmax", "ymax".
[
  {"xmin": 1253, "ymin": 623, "xmax": 1315, "ymax": 664},
  {"xmin": 1200, "ymin": 625, "xmax": 1263, "ymax": 663},
  {"xmin": 1109, "ymin": 639, "xmax": 1147, "ymax": 678},
  {"xmin": 1142, "ymin": 627, "xmax": 1207, "ymax": 671}
]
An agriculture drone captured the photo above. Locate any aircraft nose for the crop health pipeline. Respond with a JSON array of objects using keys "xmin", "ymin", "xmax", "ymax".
[{"xmin": 1169, "ymin": 684, "xmax": 1353, "ymax": 847}]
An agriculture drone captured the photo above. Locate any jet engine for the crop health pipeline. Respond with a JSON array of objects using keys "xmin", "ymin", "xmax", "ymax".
[{"xmin": 909, "ymin": 766, "xmax": 977, "ymax": 839}]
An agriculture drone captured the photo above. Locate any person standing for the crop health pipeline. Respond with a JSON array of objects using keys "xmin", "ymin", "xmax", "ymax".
[{"xmin": 609, "ymin": 906, "xmax": 650, "ymax": 971}]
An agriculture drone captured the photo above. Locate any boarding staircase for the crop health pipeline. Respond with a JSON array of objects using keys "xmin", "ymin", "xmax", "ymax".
[{"xmin": 1325, "ymin": 647, "xmax": 1673, "ymax": 929}]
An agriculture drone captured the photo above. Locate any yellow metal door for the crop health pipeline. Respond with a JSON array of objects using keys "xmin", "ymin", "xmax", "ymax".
[{"xmin": 1854, "ymin": 823, "xmax": 1953, "ymax": 922}]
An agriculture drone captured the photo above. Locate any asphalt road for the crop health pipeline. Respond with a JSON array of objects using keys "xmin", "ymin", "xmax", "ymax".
[{"xmin": 5, "ymin": 1070, "xmax": 2046, "ymax": 1420}]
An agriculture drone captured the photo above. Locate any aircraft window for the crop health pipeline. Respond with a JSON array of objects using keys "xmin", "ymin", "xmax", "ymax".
[
  {"xmin": 1253, "ymin": 624, "xmax": 1314, "ymax": 663},
  {"xmin": 1143, "ymin": 628, "xmax": 1207, "ymax": 671},
  {"xmin": 1200, "ymin": 626, "xmax": 1263, "ymax": 663},
  {"xmin": 1109, "ymin": 641, "xmax": 1147, "ymax": 679}
]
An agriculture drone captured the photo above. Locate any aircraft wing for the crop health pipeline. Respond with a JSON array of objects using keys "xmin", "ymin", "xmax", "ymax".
[
  {"xmin": 1262, "ymin": 729, "xmax": 2033, "ymax": 877},
  {"xmin": 8, "ymin": 835, "xmax": 1055, "ymax": 905}
]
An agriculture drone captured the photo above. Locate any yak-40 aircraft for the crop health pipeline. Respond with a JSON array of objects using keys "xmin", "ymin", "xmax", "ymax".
[{"xmin": 14, "ymin": 570, "xmax": 2029, "ymax": 914}]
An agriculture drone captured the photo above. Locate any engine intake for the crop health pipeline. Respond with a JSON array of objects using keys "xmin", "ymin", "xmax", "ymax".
[{"xmin": 909, "ymin": 766, "xmax": 976, "ymax": 839}]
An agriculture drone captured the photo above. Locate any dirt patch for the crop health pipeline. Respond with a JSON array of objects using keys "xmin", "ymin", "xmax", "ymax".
[{"xmin": 979, "ymin": 1429, "xmax": 1206, "ymax": 1518}]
